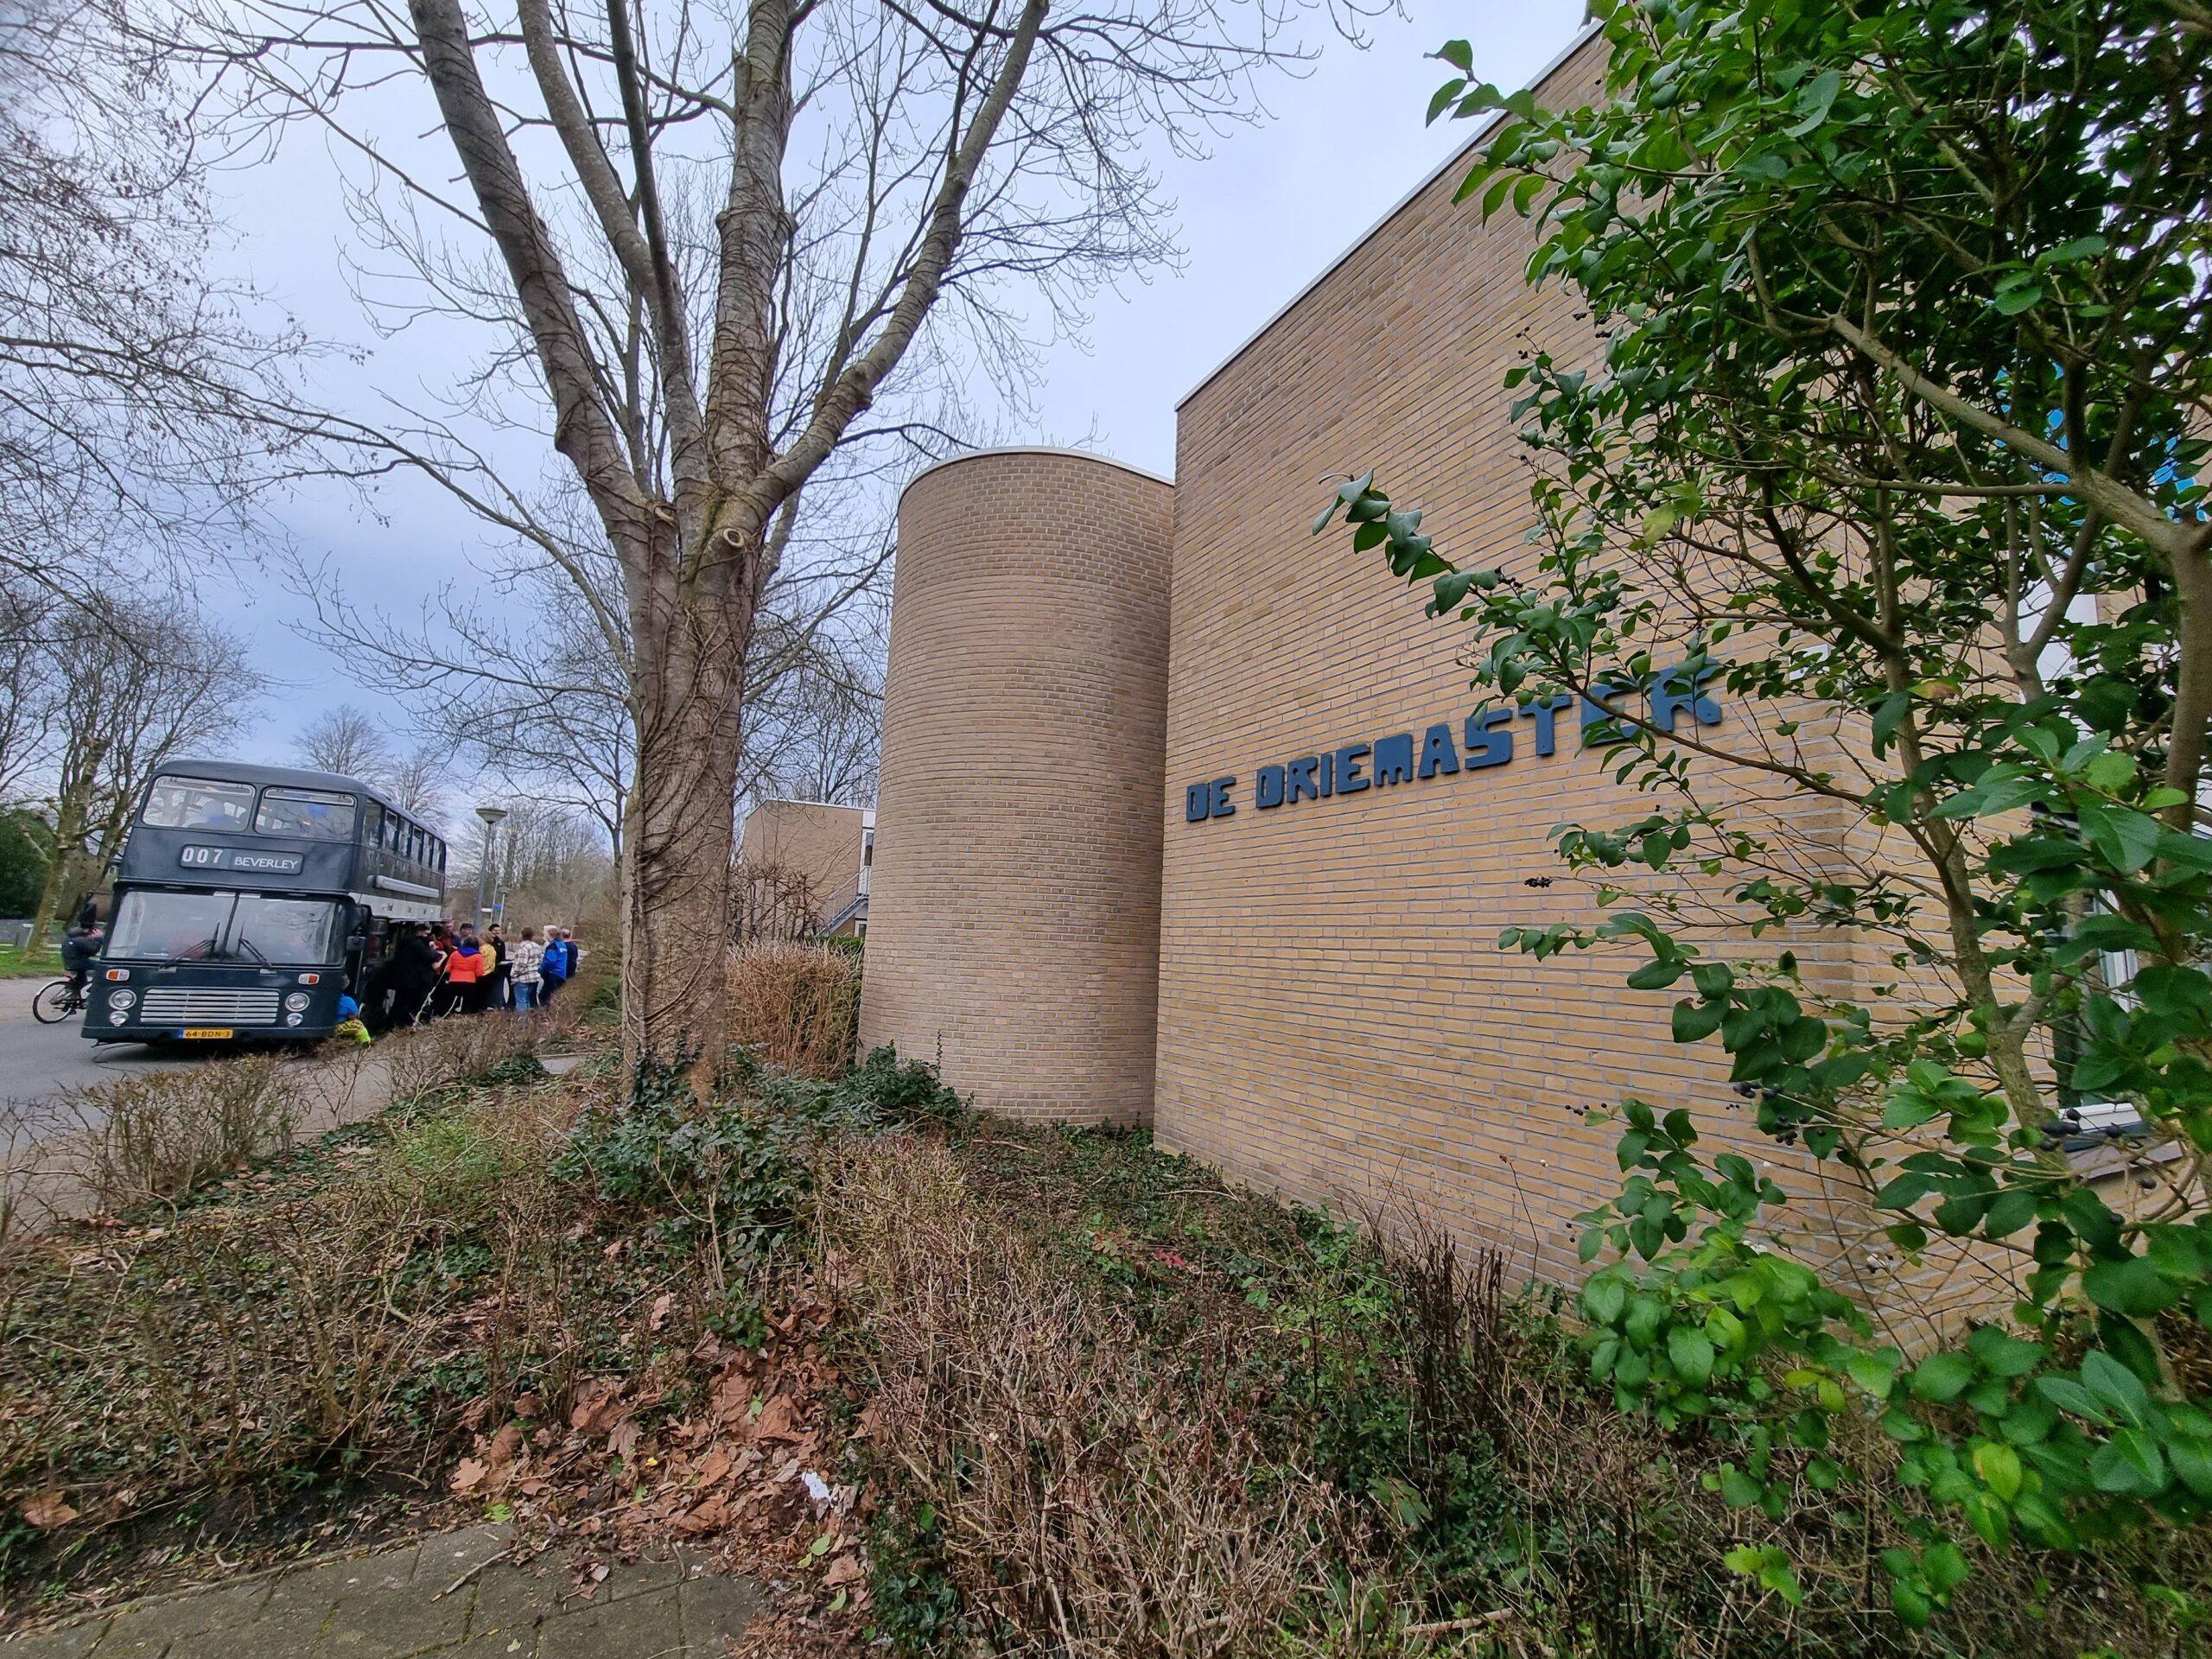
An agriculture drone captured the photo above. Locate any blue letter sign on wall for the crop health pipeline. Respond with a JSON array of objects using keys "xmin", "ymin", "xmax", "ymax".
[{"xmin": 1180, "ymin": 666, "xmax": 1723, "ymax": 823}]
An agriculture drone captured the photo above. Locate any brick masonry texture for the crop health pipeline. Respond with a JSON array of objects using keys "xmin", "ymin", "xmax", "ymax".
[
  {"xmin": 860, "ymin": 39, "xmax": 1938, "ymax": 1302},
  {"xmin": 737, "ymin": 799, "xmax": 866, "ymax": 899},
  {"xmin": 858, "ymin": 450, "xmax": 1174, "ymax": 1123},
  {"xmin": 1153, "ymin": 33, "xmax": 1859, "ymax": 1285}
]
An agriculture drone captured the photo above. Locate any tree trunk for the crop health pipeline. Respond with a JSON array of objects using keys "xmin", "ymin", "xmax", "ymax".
[
  {"xmin": 620, "ymin": 543, "xmax": 753, "ymax": 1079},
  {"xmin": 31, "ymin": 745, "xmax": 105, "ymax": 948}
]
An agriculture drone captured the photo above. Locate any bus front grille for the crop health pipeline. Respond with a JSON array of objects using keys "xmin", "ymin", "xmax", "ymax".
[{"xmin": 138, "ymin": 988, "xmax": 283, "ymax": 1026}]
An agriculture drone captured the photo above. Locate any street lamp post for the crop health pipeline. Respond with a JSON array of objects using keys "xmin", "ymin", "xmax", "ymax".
[{"xmin": 474, "ymin": 805, "xmax": 508, "ymax": 928}]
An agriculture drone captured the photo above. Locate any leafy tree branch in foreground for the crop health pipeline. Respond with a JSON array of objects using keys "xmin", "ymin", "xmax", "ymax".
[{"xmin": 1317, "ymin": 0, "xmax": 2212, "ymax": 1626}]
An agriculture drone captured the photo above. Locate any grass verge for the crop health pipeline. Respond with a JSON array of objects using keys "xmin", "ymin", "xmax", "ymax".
[
  {"xmin": 826, "ymin": 1122, "xmax": 2212, "ymax": 1659},
  {"xmin": 5, "ymin": 1022, "xmax": 2204, "ymax": 1656}
]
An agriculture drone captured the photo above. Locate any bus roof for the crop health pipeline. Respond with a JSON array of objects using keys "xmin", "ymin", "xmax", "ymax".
[{"xmin": 156, "ymin": 758, "xmax": 404, "ymax": 814}]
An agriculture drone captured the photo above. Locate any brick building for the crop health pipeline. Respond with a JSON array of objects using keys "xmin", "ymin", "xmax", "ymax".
[
  {"xmin": 735, "ymin": 798, "xmax": 874, "ymax": 938},
  {"xmin": 858, "ymin": 30, "xmax": 1879, "ymax": 1281}
]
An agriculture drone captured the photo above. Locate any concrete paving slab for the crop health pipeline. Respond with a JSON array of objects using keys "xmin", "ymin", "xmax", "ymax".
[
  {"xmin": 3, "ymin": 1525, "xmax": 756, "ymax": 1659},
  {"xmin": 0, "ymin": 1616, "xmax": 109, "ymax": 1656},
  {"xmin": 320, "ymin": 1581, "xmax": 473, "ymax": 1656},
  {"xmin": 465, "ymin": 1563, "xmax": 560, "ymax": 1643},
  {"xmin": 677, "ymin": 1573, "xmax": 760, "ymax": 1649},
  {"xmin": 89, "ymin": 1580, "xmax": 275, "ymax": 1654},
  {"xmin": 4, "ymin": 1530, "xmax": 760, "ymax": 1659},
  {"xmin": 163, "ymin": 1596, "xmax": 331, "ymax": 1657},
  {"xmin": 534, "ymin": 1586, "xmax": 683, "ymax": 1659}
]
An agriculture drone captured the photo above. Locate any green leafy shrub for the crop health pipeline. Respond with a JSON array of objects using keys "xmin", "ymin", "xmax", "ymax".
[
  {"xmin": 1317, "ymin": 0, "xmax": 2212, "ymax": 1627},
  {"xmin": 553, "ymin": 1047, "xmax": 809, "ymax": 1268},
  {"xmin": 832, "ymin": 1045, "xmax": 964, "ymax": 1127}
]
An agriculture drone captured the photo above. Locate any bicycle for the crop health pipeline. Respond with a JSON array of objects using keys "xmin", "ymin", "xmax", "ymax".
[{"xmin": 32, "ymin": 976, "xmax": 88, "ymax": 1025}]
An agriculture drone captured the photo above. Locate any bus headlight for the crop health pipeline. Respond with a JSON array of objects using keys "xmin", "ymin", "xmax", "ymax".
[
  {"xmin": 108, "ymin": 1009, "xmax": 128, "ymax": 1026},
  {"xmin": 284, "ymin": 992, "xmax": 311, "ymax": 1012},
  {"xmin": 109, "ymin": 988, "xmax": 135, "ymax": 1010},
  {"xmin": 284, "ymin": 1012, "xmax": 304, "ymax": 1026}
]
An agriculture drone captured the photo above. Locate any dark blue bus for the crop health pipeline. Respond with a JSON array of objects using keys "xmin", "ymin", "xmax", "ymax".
[{"xmin": 82, "ymin": 760, "xmax": 448, "ymax": 1045}]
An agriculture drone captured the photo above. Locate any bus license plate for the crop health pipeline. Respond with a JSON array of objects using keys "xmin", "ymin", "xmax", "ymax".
[{"xmin": 180, "ymin": 1027, "xmax": 233, "ymax": 1039}]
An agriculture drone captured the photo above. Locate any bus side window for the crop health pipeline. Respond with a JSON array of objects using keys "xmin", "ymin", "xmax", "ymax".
[{"xmin": 364, "ymin": 802, "xmax": 383, "ymax": 859}]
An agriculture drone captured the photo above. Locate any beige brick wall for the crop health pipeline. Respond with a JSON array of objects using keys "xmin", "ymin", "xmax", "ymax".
[
  {"xmin": 1154, "ymin": 35, "xmax": 1863, "ymax": 1284},
  {"xmin": 737, "ymin": 798, "xmax": 867, "ymax": 902},
  {"xmin": 858, "ymin": 448, "xmax": 1174, "ymax": 1123}
]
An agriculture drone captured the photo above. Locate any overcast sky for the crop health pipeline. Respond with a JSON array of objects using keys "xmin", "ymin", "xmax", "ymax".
[{"xmin": 206, "ymin": 0, "xmax": 1587, "ymax": 758}]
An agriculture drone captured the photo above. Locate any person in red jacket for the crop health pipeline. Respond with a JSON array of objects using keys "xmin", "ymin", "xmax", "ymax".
[{"xmin": 434, "ymin": 924, "xmax": 485, "ymax": 1017}]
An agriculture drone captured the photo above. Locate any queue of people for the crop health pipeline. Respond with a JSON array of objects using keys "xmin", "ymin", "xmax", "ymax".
[{"xmin": 359, "ymin": 920, "xmax": 580, "ymax": 1034}]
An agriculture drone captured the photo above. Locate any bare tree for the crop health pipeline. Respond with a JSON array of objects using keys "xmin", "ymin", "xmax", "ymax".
[
  {"xmin": 0, "ymin": 582, "xmax": 66, "ymax": 803},
  {"xmin": 291, "ymin": 703, "xmax": 393, "ymax": 780},
  {"xmin": 482, "ymin": 797, "xmax": 615, "ymax": 925},
  {"xmin": 294, "ymin": 502, "xmax": 886, "ymax": 867},
  {"xmin": 737, "ymin": 611, "xmax": 883, "ymax": 810},
  {"xmin": 0, "ymin": 0, "xmax": 321, "ymax": 603},
  {"xmin": 172, "ymin": 0, "xmax": 1382, "ymax": 1067},
  {"xmin": 28, "ymin": 595, "xmax": 264, "ymax": 941},
  {"xmin": 382, "ymin": 741, "xmax": 455, "ymax": 824}
]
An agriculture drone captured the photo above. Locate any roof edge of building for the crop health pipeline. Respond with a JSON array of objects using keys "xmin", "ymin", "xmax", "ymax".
[
  {"xmin": 1173, "ymin": 19, "xmax": 1603, "ymax": 415},
  {"xmin": 897, "ymin": 445, "xmax": 1173, "ymax": 505},
  {"xmin": 747, "ymin": 797, "xmax": 872, "ymax": 814}
]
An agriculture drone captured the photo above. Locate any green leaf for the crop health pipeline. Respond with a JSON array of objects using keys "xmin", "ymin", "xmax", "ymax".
[
  {"xmin": 1433, "ymin": 38, "xmax": 1474, "ymax": 75},
  {"xmin": 1974, "ymin": 1441, "xmax": 2024, "ymax": 1502},
  {"xmin": 1626, "ymin": 957, "xmax": 1686, "ymax": 990},
  {"xmin": 1924, "ymin": 1540, "xmax": 1970, "ymax": 1594},
  {"xmin": 2081, "ymin": 1350, "xmax": 2152, "ymax": 1427},
  {"xmin": 2034, "ymin": 1376, "xmax": 2109, "ymax": 1424},
  {"xmin": 2041, "ymin": 234, "xmax": 2107, "ymax": 264},
  {"xmin": 1582, "ymin": 1273, "xmax": 1627, "ymax": 1325},
  {"xmin": 1668, "ymin": 1322, "xmax": 1715, "ymax": 1389},
  {"xmin": 1981, "ymin": 1188, "xmax": 2039, "ymax": 1239},
  {"xmin": 1785, "ymin": 68, "xmax": 1841, "ymax": 137},
  {"xmin": 1846, "ymin": 1349, "xmax": 1897, "ymax": 1401},
  {"xmin": 1967, "ymin": 1326, "xmax": 2044, "ymax": 1378},
  {"xmin": 2090, "ymin": 1427, "xmax": 2167, "ymax": 1495},
  {"xmin": 1431, "ymin": 569, "xmax": 1476, "ymax": 611},
  {"xmin": 2083, "ymin": 1254, "xmax": 2182, "ymax": 1320},
  {"xmin": 1672, "ymin": 998, "xmax": 1725, "ymax": 1042},
  {"xmin": 2171, "ymin": 1437, "xmax": 2212, "ymax": 1498},
  {"xmin": 2077, "ymin": 803, "xmax": 2164, "ymax": 874},
  {"xmin": 1908, "ymin": 1352, "xmax": 1975, "ymax": 1403},
  {"xmin": 1882, "ymin": 1088, "xmax": 1942, "ymax": 1132},
  {"xmin": 1891, "ymin": 1582, "xmax": 1932, "ymax": 1628}
]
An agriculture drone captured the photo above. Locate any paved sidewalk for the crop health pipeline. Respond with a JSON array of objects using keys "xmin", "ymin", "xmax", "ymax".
[{"xmin": 3, "ymin": 1523, "xmax": 759, "ymax": 1657}]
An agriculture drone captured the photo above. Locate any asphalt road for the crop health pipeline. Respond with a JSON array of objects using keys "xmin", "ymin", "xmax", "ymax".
[{"xmin": 0, "ymin": 982, "xmax": 197, "ymax": 1118}]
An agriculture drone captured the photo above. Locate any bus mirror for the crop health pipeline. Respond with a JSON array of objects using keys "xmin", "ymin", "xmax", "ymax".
[{"xmin": 346, "ymin": 933, "xmax": 367, "ymax": 952}]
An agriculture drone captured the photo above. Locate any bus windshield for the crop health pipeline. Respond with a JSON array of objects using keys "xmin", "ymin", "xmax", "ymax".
[
  {"xmin": 110, "ymin": 890, "xmax": 234, "ymax": 961},
  {"xmin": 142, "ymin": 778, "xmax": 256, "ymax": 832},
  {"xmin": 109, "ymin": 891, "xmax": 343, "ymax": 965},
  {"xmin": 232, "ymin": 896, "xmax": 341, "ymax": 964},
  {"xmin": 254, "ymin": 787, "xmax": 357, "ymax": 841}
]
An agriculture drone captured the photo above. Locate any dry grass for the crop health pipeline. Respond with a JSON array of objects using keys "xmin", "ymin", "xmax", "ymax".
[
  {"xmin": 381, "ymin": 1013, "xmax": 543, "ymax": 1105},
  {"xmin": 0, "ymin": 1077, "xmax": 624, "ymax": 1568},
  {"xmin": 823, "ymin": 1125, "xmax": 2212, "ymax": 1659},
  {"xmin": 728, "ymin": 943, "xmax": 861, "ymax": 1077},
  {"xmin": 79, "ymin": 1057, "xmax": 299, "ymax": 1208},
  {"xmin": 823, "ymin": 1139, "xmax": 1391, "ymax": 1656}
]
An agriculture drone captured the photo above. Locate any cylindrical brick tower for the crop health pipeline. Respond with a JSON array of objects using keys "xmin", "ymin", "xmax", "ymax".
[{"xmin": 859, "ymin": 448, "xmax": 1173, "ymax": 1123}]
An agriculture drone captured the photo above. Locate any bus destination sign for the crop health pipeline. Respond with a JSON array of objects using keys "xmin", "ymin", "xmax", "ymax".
[{"xmin": 179, "ymin": 846, "xmax": 306, "ymax": 875}]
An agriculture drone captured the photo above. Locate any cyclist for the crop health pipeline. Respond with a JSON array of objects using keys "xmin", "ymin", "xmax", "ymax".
[{"xmin": 60, "ymin": 914, "xmax": 105, "ymax": 1001}]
